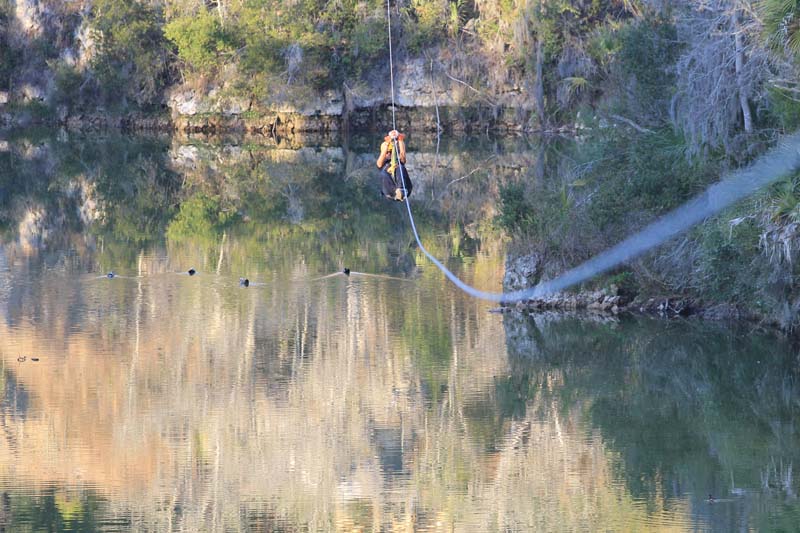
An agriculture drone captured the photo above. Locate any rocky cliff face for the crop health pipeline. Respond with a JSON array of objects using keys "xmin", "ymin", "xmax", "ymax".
[
  {"xmin": 3, "ymin": 0, "xmax": 94, "ymax": 102},
  {"xmin": 1, "ymin": 2, "xmax": 536, "ymax": 132},
  {"xmin": 166, "ymin": 56, "xmax": 535, "ymax": 135}
]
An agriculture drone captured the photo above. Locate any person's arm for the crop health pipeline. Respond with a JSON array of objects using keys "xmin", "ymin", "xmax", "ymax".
[
  {"xmin": 397, "ymin": 140, "xmax": 406, "ymax": 164},
  {"xmin": 377, "ymin": 141, "xmax": 390, "ymax": 168}
]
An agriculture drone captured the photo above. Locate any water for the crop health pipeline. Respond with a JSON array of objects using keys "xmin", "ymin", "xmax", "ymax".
[{"xmin": 0, "ymin": 132, "xmax": 798, "ymax": 531}]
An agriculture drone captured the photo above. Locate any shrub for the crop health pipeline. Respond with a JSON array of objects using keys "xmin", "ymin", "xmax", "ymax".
[
  {"xmin": 164, "ymin": 11, "xmax": 238, "ymax": 74},
  {"xmin": 404, "ymin": 0, "xmax": 447, "ymax": 53},
  {"xmin": 586, "ymin": 130, "xmax": 717, "ymax": 229},
  {"xmin": 610, "ymin": 18, "xmax": 680, "ymax": 122},
  {"xmin": 497, "ymin": 182, "xmax": 536, "ymax": 236}
]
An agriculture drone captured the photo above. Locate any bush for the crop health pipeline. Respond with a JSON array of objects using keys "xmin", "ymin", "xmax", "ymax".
[
  {"xmin": 0, "ymin": 4, "xmax": 21, "ymax": 91},
  {"xmin": 53, "ymin": 64, "xmax": 84, "ymax": 107},
  {"xmin": 164, "ymin": 11, "xmax": 238, "ymax": 74},
  {"xmin": 610, "ymin": 18, "xmax": 680, "ymax": 122},
  {"xmin": 497, "ymin": 182, "xmax": 536, "ymax": 236},
  {"xmin": 693, "ymin": 207, "xmax": 763, "ymax": 304},
  {"xmin": 586, "ymin": 130, "xmax": 717, "ymax": 229},
  {"xmin": 403, "ymin": 0, "xmax": 447, "ymax": 53}
]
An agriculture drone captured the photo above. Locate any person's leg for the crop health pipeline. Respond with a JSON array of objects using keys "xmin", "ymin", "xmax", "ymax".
[
  {"xmin": 398, "ymin": 164, "xmax": 412, "ymax": 198},
  {"xmin": 380, "ymin": 168, "xmax": 397, "ymax": 199}
]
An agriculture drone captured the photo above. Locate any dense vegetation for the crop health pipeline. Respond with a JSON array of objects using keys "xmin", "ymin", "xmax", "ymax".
[{"xmin": 4, "ymin": 1, "xmax": 800, "ymax": 148}]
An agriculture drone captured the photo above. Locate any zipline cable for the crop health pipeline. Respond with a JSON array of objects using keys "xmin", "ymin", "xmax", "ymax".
[
  {"xmin": 385, "ymin": 2, "xmax": 800, "ymax": 304},
  {"xmin": 386, "ymin": 0, "xmax": 397, "ymax": 131}
]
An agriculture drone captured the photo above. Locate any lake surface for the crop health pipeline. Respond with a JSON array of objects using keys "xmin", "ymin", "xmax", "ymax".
[{"xmin": 0, "ymin": 132, "xmax": 799, "ymax": 531}]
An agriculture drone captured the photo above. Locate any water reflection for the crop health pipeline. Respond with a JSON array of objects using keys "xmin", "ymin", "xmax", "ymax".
[
  {"xmin": 503, "ymin": 313, "xmax": 800, "ymax": 532},
  {"xmin": 0, "ymin": 133, "xmax": 797, "ymax": 531}
]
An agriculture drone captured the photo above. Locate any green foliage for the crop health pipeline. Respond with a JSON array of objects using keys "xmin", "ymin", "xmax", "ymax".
[
  {"xmin": 497, "ymin": 183, "xmax": 536, "ymax": 235},
  {"xmin": 614, "ymin": 18, "xmax": 679, "ymax": 110},
  {"xmin": 586, "ymin": 130, "xmax": 716, "ymax": 229},
  {"xmin": 694, "ymin": 206, "xmax": 763, "ymax": 303},
  {"xmin": 351, "ymin": 16, "xmax": 389, "ymax": 61},
  {"xmin": 229, "ymin": 0, "xmax": 390, "ymax": 90},
  {"xmin": 587, "ymin": 24, "xmax": 622, "ymax": 67},
  {"xmin": 52, "ymin": 64, "xmax": 84, "ymax": 107},
  {"xmin": 404, "ymin": 0, "xmax": 446, "ymax": 53},
  {"xmin": 761, "ymin": 0, "xmax": 800, "ymax": 56},
  {"xmin": 766, "ymin": 86, "xmax": 800, "ymax": 131},
  {"xmin": 0, "ymin": 2, "xmax": 21, "ymax": 90},
  {"xmin": 604, "ymin": 270, "xmax": 638, "ymax": 296},
  {"xmin": 164, "ymin": 10, "xmax": 238, "ymax": 74},
  {"xmin": 91, "ymin": 0, "xmax": 169, "ymax": 108}
]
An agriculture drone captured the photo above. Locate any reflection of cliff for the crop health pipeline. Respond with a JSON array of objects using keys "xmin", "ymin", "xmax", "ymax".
[
  {"xmin": 166, "ymin": 135, "xmax": 534, "ymax": 230},
  {"xmin": 0, "ymin": 134, "xmax": 178, "ymax": 257},
  {"xmin": 0, "ymin": 133, "xmax": 535, "ymax": 261}
]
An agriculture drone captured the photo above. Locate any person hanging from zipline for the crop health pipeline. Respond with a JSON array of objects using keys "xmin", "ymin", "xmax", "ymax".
[{"xmin": 377, "ymin": 129, "xmax": 413, "ymax": 201}]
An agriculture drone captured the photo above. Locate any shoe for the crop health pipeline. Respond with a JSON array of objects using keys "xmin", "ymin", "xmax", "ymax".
[{"xmin": 394, "ymin": 188, "xmax": 404, "ymax": 201}]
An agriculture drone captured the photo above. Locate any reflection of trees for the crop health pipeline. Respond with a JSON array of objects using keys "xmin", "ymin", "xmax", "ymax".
[
  {"xmin": 1, "ymin": 131, "xmax": 531, "ymax": 276},
  {"xmin": 0, "ymin": 133, "xmax": 179, "ymax": 267},
  {"xmin": 503, "ymin": 313, "xmax": 800, "ymax": 527},
  {"xmin": 0, "ymin": 244, "xmax": 509, "ymax": 530}
]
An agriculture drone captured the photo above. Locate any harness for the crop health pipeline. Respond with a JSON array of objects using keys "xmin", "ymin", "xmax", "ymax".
[{"xmin": 387, "ymin": 141, "xmax": 398, "ymax": 178}]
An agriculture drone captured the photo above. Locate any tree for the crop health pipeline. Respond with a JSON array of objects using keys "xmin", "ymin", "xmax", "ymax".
[
  {"xmin": 91, "ymin": 0, "xmax": 169, "ymax": 108},
  {"xmin": 164, "ymin": 9, "xmax": 238, "ymax": 74},
  {"xmin": 670, "ymin": 0, "xmax": 771, "ymax": 155}
]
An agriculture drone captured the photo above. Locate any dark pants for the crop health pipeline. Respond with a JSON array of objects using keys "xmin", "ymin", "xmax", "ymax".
[{"xmin": 380, "ymin": 164, "xmax": 413, "ymax": 199}]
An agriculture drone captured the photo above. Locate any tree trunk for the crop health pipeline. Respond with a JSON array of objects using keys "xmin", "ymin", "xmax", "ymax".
[
  {"xmin": 533, "ymin": 36, "xmax": 545, "ymax": 128},
  {"xmin": 733, "ymin": 10, "xmax": 753, "ymax": 133},
  {"xmin": 216, "ymin": 0, "xmax": 226, "ymax": 25}
]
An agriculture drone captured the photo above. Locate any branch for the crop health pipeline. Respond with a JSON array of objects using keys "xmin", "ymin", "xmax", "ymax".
[
  {"xmin": 440, "ymin": 69, "xmax": 496, "ymax": 106},
  {"xmin": 444, "ymin": 155, "xmax": 497, "ymax": 188},
  {"xmin": 608, "ymin": 114, "xmax": 654, "ymax": 134}
]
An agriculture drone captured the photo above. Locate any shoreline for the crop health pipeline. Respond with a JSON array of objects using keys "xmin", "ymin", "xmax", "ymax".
[
  {"xmin": 0, "ymin": 104, "xmax": 575, "ymax": 137},
  {"xmin": 494, "ymin": 288, "xmax": 780, "ymax": 331}
]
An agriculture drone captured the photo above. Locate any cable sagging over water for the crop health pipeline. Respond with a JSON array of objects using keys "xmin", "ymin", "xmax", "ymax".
[{"xmin": 403, "ymin": 134, "xmax": 800, "ymax": 303}]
